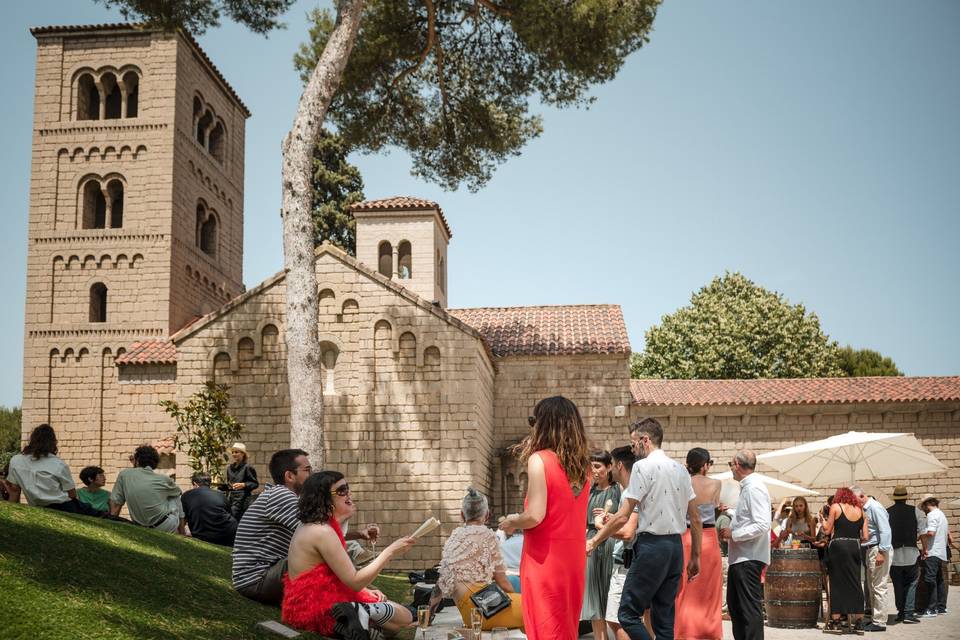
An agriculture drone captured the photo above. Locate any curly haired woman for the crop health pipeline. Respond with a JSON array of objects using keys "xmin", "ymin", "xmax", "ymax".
[{"xmin": 820, "ymin": 487, "xmax": 869, "ymax": 633}]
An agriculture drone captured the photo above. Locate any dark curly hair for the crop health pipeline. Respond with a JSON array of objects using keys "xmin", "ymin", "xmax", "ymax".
[
  {"xmin": 23, "ymin": 424, "xmax": 58, "ymax": 459},
  {"xmin": 832, "ymin": 487, "xmax": 860, "ymax": 508},
  {"xmin": 298, "ymin": 470, "xmax": 345, "ymax": 524},
  {"xmin": 133, "ymin": 445, "xmax": 160, "ymax": 469}
]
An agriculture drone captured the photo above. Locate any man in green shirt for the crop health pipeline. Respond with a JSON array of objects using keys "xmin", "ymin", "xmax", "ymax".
[
  {"xmin": 110, "ymin": 445, "xmax": 185, "ymax": 533},
  {"xmin": 77, "ymin": 466, "xmax": 111, "ymax": 512}
]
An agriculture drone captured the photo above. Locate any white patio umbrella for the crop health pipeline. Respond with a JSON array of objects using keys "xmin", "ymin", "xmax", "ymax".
[
  {"xmin": 757, "ymin": 431, "xmax": 946, "ymax": 487},
  {"xmin": 710, "ymin": 470, "xmax": 819, "ymax": 507}
]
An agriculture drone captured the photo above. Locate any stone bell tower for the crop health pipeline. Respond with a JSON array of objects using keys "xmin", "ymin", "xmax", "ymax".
[{"xmin": 21, "ymin": 24, "xmax": 249, "ymax": 468}]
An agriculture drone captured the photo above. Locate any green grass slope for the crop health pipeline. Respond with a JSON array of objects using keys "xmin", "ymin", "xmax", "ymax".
[{"xmin": 0, "ymin": 503, "xmax": 413, "ymax": 640}]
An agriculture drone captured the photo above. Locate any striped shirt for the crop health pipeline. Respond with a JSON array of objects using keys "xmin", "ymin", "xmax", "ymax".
[{"xmin": 231, "ymin": 484, "xmax": 301, "ymax": 590}]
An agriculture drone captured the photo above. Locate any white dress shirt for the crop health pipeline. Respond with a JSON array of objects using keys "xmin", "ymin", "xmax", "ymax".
[
  {"xmin": 728, "ymin": 472, "xmax": 771, "ymax": 566},
  {"xmin": 924, "ymin": 508, "xmax": 949, "ymax": 561},
  {"xmin": 623, "ymin": 448, "xmax": 695, "ymax": 536}
]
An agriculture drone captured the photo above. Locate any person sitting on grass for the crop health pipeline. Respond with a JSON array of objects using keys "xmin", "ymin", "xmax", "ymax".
[
  {"xmin": 77, "ymin": 466, "xmax": 111, "ymax": 512},
  {"xmin": 5, "ymin": 424, "xmax": 103, "ymax": 517},
  {"xmin": 282, "ymin": 471, "xmax": 415, "ymax": 640},
  {"xmin": 437, "ymin": 487, "xmax": 523, "ymax": 631},
  {"xmin": 110, "ymin": 445, "xmax": 185, "ymax": 533},
  {"xmin": 182, "ymin": 471, "xmax": 238, "ymax": 547}
]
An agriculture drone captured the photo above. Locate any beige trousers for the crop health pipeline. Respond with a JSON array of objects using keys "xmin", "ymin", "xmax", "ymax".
[{"xmin": 865, "ymin": 546, "xmax": 892, "ymax": 625}]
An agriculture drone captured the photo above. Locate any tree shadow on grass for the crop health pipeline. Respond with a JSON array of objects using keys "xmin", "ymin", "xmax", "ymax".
[{"xmin": 0, "ymin": 505, "xmax": 297, "ymax": 640}]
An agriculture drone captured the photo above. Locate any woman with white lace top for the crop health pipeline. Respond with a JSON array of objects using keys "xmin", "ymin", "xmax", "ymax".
[{"xmin": 437, "ymin": 487, "xmax": 524, "ymax": 631}]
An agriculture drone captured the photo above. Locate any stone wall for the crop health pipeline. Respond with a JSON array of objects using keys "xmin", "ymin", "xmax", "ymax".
[
  {"xmin": 171, "ymin": 248, "xmax": 496, "ymax": 567},
  {"xmin": 631, "ymin": 402, "xmax": 960, "ymax": 546},
  {"xmin": 493, "ymin": 353, "xmax": 633, "ymax": 516}
]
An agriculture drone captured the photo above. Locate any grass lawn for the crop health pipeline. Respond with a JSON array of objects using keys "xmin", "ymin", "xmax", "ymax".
[{"xmin": 0, "ymin": 502, "xmax": 415, "ymax": 640}]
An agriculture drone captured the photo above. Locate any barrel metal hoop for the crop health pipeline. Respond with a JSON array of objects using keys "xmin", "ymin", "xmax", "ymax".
[{"xmin": 766, "ymin": 599, "xmax": 820, "ymax": 606}]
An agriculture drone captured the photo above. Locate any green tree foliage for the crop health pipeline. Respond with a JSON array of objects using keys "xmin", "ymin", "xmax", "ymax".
[
  {"xmin": 294, "ymin": 1, "xmax": 661, "ymax": 191},
  {"xmin": 836, "ymin": 345, "xmax": 902, "ymax": 377},
  {"xmin": 0, "ymin": 406, "xmax": 22, "ymax": 471},
  {"xmin": 94, "ymin": 0, "xmax": 295, "ymax": 35},
  {"xmin": 311, "ymin": 129, "xmax": 364, "ymax": 254},
  {"xmin": 633, "ymin": 272, "xmax": 844, "ymax": 380},
  {"xmin": 160, "ymin": 382, "xmax": 242, "ymax": 482}
]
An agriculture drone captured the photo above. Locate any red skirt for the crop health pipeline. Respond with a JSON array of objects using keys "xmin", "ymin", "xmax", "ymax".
[{"xmin": 674, "ymin": 527, "xmax": 723, "ymax": 640}]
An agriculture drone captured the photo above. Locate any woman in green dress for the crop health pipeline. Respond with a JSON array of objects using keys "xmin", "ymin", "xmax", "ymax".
[{"xmin": 581, "ymin": 450, "xmax": 621, "ymax": 639}]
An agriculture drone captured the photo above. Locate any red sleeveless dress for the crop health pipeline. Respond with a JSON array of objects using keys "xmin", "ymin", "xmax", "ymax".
[
  {"xmin": 520, "ymin": 449, "xmax": 591, "ymax": 640},
  {"xmin": 281, "ymin": 518, "xmax": 380, "ymax": 636}
]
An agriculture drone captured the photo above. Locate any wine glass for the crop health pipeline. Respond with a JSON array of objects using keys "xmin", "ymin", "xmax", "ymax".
[
  {"xmin": 416, "ymin": 605, "xmax": 430, "ymax": 639},
  {"xmin": 470, "ymin": 608, "xmax": 483, "ymax": 639},
  {"xmin": 368, "ymin": 522, "xmax": 379, "ymax": 554}
]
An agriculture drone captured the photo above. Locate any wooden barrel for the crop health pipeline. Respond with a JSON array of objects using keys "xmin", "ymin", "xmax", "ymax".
[{"xmin": 765, "ymin": 547, "xmax": 821, "ymax": 628}]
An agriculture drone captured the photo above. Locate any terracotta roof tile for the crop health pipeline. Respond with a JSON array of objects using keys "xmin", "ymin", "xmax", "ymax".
[
  {"xmin": 350, "ymin": 196, "xmax": 452, "ymax": 239},
  {"xmin": 449, "ymin": 305, "xmax": 631, "ymax": 357},
  {"xmin": 30, "ymin": 23, "xmax": 250, "ymax": 117},
  {"xmin": 116, "ymin": 340, "xmax": 177, "ymax": 365},
  {"xmin": 629, "ymin": 376, "xmax": 960, "ymax": 407}
]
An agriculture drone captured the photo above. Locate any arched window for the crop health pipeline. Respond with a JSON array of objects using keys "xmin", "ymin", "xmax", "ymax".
[
  {"xmin": 209, "ymin": 121, "xmax": 225, "ymax": 163},
  {"xmin": 77, "ymin": 73, "xmax": 99, "ymax": 120},
  {"xmin": 397, "ymin": 241, "xmax": 412, "ymax": 279},
  {"xmin": 122, "ymin": 71, "xmax": 139, "ymax": 118},
  {"xmin": 89, "ymin": 283, "xmax": 107, "ymax": 322},
  {"xmin": 320, "ymin": 343, "xmax": 339, "ymax": 396},
  {"xmin": 378, "ymin": 241, "xmax": 393, "ymax": 278},
  {"xmin": 200, "ymin": 211, "xmax": 218, "ymax": 257},
  {"xmin": 105, "ymin": 180, "xmax": 124, "ymax": 228},
  {"xmin": 101, "ymin": 72, "xmax": 122, "ymax": 119},
  {"xmin": 196, "ymin": 110, "xmax": 213, "ymax": 146},
  {"xmin": 81, "ymin": 180, "xmax": 106, "ymax": 229}
]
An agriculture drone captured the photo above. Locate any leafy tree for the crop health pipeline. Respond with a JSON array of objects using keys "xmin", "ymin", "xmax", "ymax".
[
  {"xmin": 836, "ymin": 345, "xmax": 902, "ymax": 377},
  {"xmin": 160, "ymin": 382, "xmax": 243, "ymax": 482},
  {"xmin": 0, "ymin": 406, "xmax": 22, "ymax": 472},
  {"xmin": 311, "ymin": 129, "xmax": 364, "ymax": 254},
  {"xmin": 92, "ymin": 0, "xmax": 662, "ymax": 461},
  {"xmin": 633, "ymin": 272, "xmax": 844, "ymax": 379},
  {"xmin": 95, "ymin": 0, "xmax": 295, "ymax": 35}
]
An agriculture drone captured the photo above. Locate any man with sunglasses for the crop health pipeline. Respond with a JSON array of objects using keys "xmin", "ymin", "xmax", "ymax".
[
  {"xmin": 232, "ymin": 449, "xmax": 380, "ymax": 606},
  {"xmin": 588, "ymin": 418, "xmax": 702, "ymax": 640}
]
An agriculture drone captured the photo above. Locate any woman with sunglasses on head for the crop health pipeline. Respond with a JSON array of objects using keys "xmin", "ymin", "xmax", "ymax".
[
  {"xmin": 673, "ymin": 448, "xmax": 723, "ymax": 640},
  {"xmin": 282, "ymin": 471, "xmax": 416, "ymax": 640},
  {"xmin": 499, "ymin": 396, "xmax": 591, "ymax": 640}
]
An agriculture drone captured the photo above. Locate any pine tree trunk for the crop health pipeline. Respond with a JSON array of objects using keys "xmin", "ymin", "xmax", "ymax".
[{"xmin": 281, "ymin": 0, "xmax": 364, "ymax": 460}]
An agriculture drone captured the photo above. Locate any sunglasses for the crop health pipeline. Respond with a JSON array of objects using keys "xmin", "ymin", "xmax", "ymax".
[
  {"xmin": 728, "ymin": 461, "xmax": 737, "ymax": 469},
  {"xmin": 330, "ymin": 483, "xmax": 351, "ymax": 497}
]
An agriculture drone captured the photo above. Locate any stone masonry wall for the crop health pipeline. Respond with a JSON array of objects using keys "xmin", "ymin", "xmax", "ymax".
[
  {"xmin": 171, "ymin": 249, "xmax": 495, "ymax": 568},
  {"xmin": 630, "ymin": 402, "xmax": 960, "ymax": 552}
]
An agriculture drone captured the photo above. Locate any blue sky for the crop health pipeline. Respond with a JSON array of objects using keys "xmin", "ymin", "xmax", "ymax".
[{"xmin": 1, "ymin": 1, "xmax": 957, "ymax": 407}]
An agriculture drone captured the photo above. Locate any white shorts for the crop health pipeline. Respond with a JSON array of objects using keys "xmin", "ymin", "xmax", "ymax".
[{"xmin": 605, "ymin": 564, "xmax": 629, "ymax": 624}]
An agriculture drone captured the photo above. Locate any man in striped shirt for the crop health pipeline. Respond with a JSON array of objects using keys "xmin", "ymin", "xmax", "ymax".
[{"xmin": 232, "ymin": 449, "xmax": 312, "ymax": 605}]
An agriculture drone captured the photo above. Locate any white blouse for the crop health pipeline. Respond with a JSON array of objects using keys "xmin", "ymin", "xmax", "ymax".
[{"xmin": 437, "ymin": 524, "xmax": 505, "ymax": 597}]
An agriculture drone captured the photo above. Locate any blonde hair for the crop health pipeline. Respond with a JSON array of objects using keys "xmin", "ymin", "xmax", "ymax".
[{"xmin": 514, "ymin": 396, "xmax": 590, "ymax": 490}]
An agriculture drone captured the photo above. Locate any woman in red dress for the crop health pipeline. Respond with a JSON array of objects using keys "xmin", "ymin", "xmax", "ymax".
[
  {"xmin": 500, "ymin": 396, "xmax": 592, "ymax": 640},
  {"xmin": 282, "ymin": 471, "xmax": 416, "ymax": 639}
]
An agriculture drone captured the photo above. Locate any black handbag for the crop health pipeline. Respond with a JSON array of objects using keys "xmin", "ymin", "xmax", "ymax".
[{"xmin": 469, "ymin": 583, "xmax": 511, "ymax": 619}]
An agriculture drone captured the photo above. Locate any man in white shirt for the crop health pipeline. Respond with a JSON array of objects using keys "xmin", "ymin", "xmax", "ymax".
[
  {"xmin": 718, "ymin": 450, "xmax": 770, "ymax": 640},
  {"xmin": 588, "ymin": 418, "xmax": 702, "ymax": 640},
  {"xmin": 919, "ymin": 494, "xmax": 949, "ymax": 616},
  {"xmin": 853, "ymin": 485, "xmax": 893, "ymax": 631}
]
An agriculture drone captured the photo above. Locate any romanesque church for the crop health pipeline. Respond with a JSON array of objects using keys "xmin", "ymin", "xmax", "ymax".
[{"xmin": 22, "ymin": 25, "xmax": 959, "ymax": 565}]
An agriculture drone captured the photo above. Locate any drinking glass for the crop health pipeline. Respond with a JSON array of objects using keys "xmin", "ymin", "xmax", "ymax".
[
  {"xmin": 491, "ymin": 627, "xmax": 508, "ymax": 640},
  {"xmin": 417, "ymin": 605, "xmax": 431, "ymax": 639},
  {"xmin": 368, "ymin": 522, "xmax": 379, "ymax": 554},
  {"xmin": 470, "ymin": 608, "xmax": 483, "ymax": 639}
]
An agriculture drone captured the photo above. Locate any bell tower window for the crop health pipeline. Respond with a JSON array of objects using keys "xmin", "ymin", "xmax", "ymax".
[
  {"xmin": 82, "ymin": 180, "xmax": 106, "ymax": 229},
  {"xmin": 77, "ymin": 73, "xmax": 100, "ymax": 121},
  {"xmin": 106, "ymin": 180, "xmax": 124, "ymax": 228},
  {"xmin": 378, "ymin": 241, "xmax": 393, "ymax": 278},
  {"xmin": 397, "ymin": 241, "xmax": 412, "ymax": 279},
  {"xmin": 122, "ymin": 71, "xmax": 139, "ymax": 118},
  {"xmin": 196, "ymin": 202, "xmax": 218, "ymax": 258},
  {"xmin": 89, "ymin": 283, "xmax": 108, "ymax": 323}
]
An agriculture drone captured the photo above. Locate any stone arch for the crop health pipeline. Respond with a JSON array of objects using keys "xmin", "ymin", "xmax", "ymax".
[
  {"xmin": 89, "ymin": 282, "xmax": 108, "ymax": 322},
  {"xmin": 98, "ymin": 254, "xmax": 112, "ymax": 269},
  {"xmin": 114, "ymin": 253, "xmax": 129, "ymax": 269},
  {"xmin": 103, "ymin": 145, "xmax": 117, "ymax": 159},
  {"xmin": 371, "ymin": 317, "xmax": 394, "ymax": 352},
  {"xmin": 86, "ymin": 146, "xmax": 101, "ymax": 161},
  {"xmin": 100, "ymin": 71, "xmax": 122, "ymax": 119},
  {"xmin": 209, "ymin": 119, "xmax": 226, "ymax": 164},
  {"xmin": 82, "ymin": 255, "xmax": 97, "ymax": 269},
  {"xmin": 117, "ymin": 145, "xmax": 133, "ymax": 160},
  {"xmin": 67, "ymin": 255, "xmax": 80, "ymax": 270},
  {"xmin": 121, "ymin": 69, "xmax": 139, "ymax": 118},
  {"xmin": 237, "ymin": 336, "xmax": 256, "ymax": 368},
  {"xmin": 318, "ymin": 288, "xmax": 337, "ymax": 301},
  {"xmin": 196, "ymin": 109, "xmax": 214, "ymax": 147},
  {"xmin": 341, "ymin": 298, "xmax": 359, "ymax": 320},
  {"xmin": 104, "ymin": 178, "xmax": 124, "ymax": 228},
  {"xmin": 258, "ymin": 321, "xmax": 280, "ymax": 357},
  {"xmin": 209, "ymin": 345, "xmax": 237, "ymax": 376},
  {"xmin": 398, "ymin": 332, "xmax": 418, "ymax": 372},
  {"xmin": 79, "ymin": 177, "xmax": 106, "ymax": 229},
  {"xmin": 423, "ymin": 345, "xmax": 442, "ymax": 375},
  {"xmin": 134, "ymin": 145, "xmax": 147, "ymax": 159},
  {"xmin": 318, "ymin": 336, "xmax": 343, "ymax": 396},
  {"xmin": 130, "ymin": 254, "xmax": 143, "ymax": 268},
  {"xmin": 75, "ymin": 70, "xmax": 99, "ymax": 120}
]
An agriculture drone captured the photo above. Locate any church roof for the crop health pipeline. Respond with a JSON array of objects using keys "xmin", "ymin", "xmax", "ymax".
[
  {"xmin": 350, "ymin": 196, "xmax": 453, "ymax": 239},
  {"xmin": 115, "ymin": 340, "xmax": 177, "ymax": 365},
  {"xmin": 449, "ymin": 305, "xmax": 632, "ymax": 358},
  {"xmin": 629, "ymin": 376, "xmax": 960, "ymax": 407},
  {"xmin": 30, "ymin": 23, "xmax": 251, "ymax": 117}
]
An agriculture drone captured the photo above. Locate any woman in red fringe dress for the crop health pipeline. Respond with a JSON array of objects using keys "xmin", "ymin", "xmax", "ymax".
[
  {"xmin": 282, "ymin": 471, "xmax": 415, "ymax": 639},
  {"xmin": 499, "ymin": 396, "xmax": 592, "ymax": 640},
  {"xmin": 674, "ymin": 448, "xmax": 723, "ymax": 640}
]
